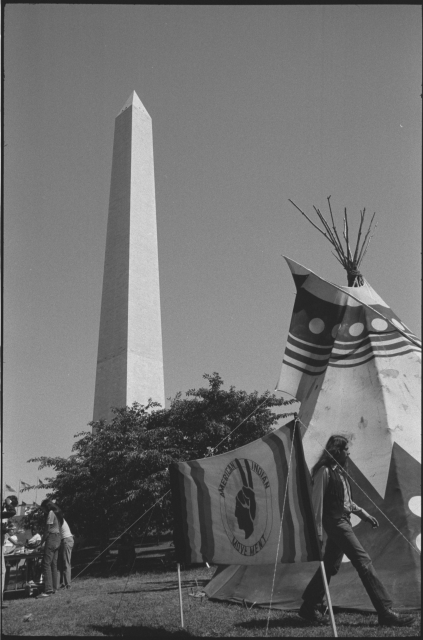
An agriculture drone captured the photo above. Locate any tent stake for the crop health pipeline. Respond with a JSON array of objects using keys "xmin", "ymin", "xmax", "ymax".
[
  {"xmin": 320, "ymin": 561, "xmax": 338, "ymax": 637},
  {"xmin": 177, "ymin": 563, "xmax": 184, "ymax": 628}
]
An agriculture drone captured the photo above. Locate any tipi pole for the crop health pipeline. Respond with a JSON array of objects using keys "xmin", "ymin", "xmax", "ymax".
[
  {"xmin": 319, "ymin": 561, "xmax": 338, "ymax": 637},
  {"xmin": 177, "ymin": 563, "xmax": 184, "ymax": 628}
]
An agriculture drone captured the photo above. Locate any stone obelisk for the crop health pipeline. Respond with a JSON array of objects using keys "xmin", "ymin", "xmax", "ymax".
[{"xmin": 93, "ymin": 91, "xmax": 165, "ymax": 423}]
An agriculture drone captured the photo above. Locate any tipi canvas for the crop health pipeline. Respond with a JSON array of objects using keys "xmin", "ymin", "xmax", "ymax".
[{"xmin": 205, "ymin": 258, "xmax": 421, "ymax": 611}]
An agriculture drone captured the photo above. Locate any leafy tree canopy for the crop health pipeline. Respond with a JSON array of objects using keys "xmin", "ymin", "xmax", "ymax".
[{"xmin": 25, "ymin": 374, "xmax": 295, "ymax": 545}]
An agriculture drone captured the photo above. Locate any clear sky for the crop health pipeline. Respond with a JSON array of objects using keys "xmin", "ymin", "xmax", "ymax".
[{"xmin": 3, "ymin": 5, "xmax": 421, "ymax": 502}]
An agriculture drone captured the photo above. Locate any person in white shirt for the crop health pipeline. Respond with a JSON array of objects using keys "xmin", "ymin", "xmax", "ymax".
[
  {"xmin": 58, "ymin": 518, "xmax": 74, "ymax": 589},
  {"xmin": 3, "ymin": 535, "xmax": 19, "ymax": 554}
]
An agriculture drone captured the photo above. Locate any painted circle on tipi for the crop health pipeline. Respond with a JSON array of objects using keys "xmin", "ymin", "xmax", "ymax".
[
  {"xmin": 309, "ymin": 318, "xmax": 325, "ymax": 334},
  {"xmin": 349, "ymin": 322, "xmax": 364, "ymax": 337},
  {"xmin": 371, "ymin": 318, "xmax": 388, "ymax": 331},
  {"xmin": 408, "ymin": 496, "xmax": 421, "ymax": 517},
  {"xmin": 391, "ymin": 318, "xmax": 406, "ymax": 331}
]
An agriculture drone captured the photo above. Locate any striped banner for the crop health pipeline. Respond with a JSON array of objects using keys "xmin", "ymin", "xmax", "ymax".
[{"xmin": 170, "ymin": 420, "xmax": 321, "ymax": 565}]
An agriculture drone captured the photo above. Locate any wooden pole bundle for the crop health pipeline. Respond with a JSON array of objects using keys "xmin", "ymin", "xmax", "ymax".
[{"xmin": 289, "ymin": 197, "xmax": 377, "ymax": 287}]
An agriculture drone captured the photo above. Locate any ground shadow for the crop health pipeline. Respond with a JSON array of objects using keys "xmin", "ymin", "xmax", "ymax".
[
  {"xmin": 108, "ymin": 586, "xmax": 178, "ymax": 594},
  {"xmin": 235, "ymin": 615, "xmax": 325, "ymax": 631},
  {"xmin": 91, "ymin": 624, "xmax": 192, "ymax": 637},
  {"xmin": 235, "ymin": 612, "xmax": 386, "ymax": 631},
  {"xmin": 3, "ymin": 590, "xmax": 29, "ymax": 601},
  {"xmin": 108, "ymin": 579, "xmax": 208, "ymax": 595}
]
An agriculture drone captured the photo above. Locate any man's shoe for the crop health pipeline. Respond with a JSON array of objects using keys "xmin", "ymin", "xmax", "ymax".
[
  {"xmin": 299, "ymin": 601, "xmax": 329, "ymax": 623},
  {"xmin": 378, "ymin": 609, "xmax": 415, "ymax": 627}
]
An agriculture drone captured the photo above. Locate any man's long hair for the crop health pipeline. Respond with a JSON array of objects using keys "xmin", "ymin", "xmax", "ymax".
[
  {"xmin": 41, "ymin": 499, "xmax": 64, "ymax": 527},
  {"xmin": 311, "ymin": 435, "xmax": 349, "ymax": 478}
]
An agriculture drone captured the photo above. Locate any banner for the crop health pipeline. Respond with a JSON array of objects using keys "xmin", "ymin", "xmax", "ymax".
[{"xmin": 170, "ymin": 420, "xmax": 321, "ymax": 565}]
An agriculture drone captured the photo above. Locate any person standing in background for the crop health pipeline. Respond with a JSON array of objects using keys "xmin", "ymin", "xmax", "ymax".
[
  {"xmin": 37, "ymin": 500, "xmax": 63, "ymax": 598},
  {"xmin": 1, "ymin": 496, "xmax": 18, "ymax": 608},
  {"xmin": 58, "ymin": 516, "xmax": 74, "ymax": 589}
]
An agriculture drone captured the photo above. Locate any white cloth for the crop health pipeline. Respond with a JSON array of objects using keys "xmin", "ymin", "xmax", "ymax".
[
  {"xmin": 28, "ymin": 533, "xmax": 41, "ymax": 545},
  {"xmin": 3, "ymin": 539, "xmax": 16, "ymax": 554},
  {"xmin": 60, "ymin": 519, "xmax": 73, "ymax": 540}
]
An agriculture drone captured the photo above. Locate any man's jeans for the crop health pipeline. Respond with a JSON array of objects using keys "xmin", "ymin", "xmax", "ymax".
[
  {"xmin": 42, "ymin": 533, "xmax": 61, "ymax": 593},
  {"xmin": 302, "ymin": 514, "xmax": 392, "ymax": 615},
  {"xmin": 58, "ymin": 536, "xmax": 74, "ymax": 587}
]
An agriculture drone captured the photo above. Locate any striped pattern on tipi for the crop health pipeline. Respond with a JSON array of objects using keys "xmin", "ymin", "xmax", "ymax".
[
  {"xmin": 277, "ymin": 258, "xmax": 421, "ymax": 502},
  {"xmin": 282, "ymin": 260, "xmax": 420, "ymax": 378}
]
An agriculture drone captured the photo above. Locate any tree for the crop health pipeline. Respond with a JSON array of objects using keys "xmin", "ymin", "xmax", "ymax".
[{"xmin": 25, "ymin": 374, "xmax": 295, "ymax": 545}]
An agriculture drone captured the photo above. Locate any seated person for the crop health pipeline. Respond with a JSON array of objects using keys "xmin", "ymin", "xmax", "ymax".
[
  {"xmin": 26, "ymin": 531, "xmax": 42, "ymax": 550},
  {"xmin": 25, "ymin": 528, "xmax": 43, "ymax": 584},
  {"xmin": 3, "ymin": 534, "xmax": 25, "ymax": 590},
  {"xmin": 3, "ymin": 534, "xmax": 21, "ymax": 554},
  {"xmin": 2, "ymin": 497, "xmax": 18, "ymax": 604}
]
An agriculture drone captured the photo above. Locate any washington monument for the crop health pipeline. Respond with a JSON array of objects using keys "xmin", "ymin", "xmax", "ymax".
[{"xmin": 93, "ymin": 91, "xmax": 165, "ymax": 423}]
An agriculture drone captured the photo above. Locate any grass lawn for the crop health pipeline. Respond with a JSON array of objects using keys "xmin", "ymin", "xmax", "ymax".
[{"xmin": 2, "ymin": 566, "xmax": 420, "ymax": 637}]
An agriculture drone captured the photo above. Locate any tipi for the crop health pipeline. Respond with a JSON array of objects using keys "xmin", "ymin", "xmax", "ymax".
[{"xmin": 205, "ymin": 201, "xmax": 421, "ymax": 610}]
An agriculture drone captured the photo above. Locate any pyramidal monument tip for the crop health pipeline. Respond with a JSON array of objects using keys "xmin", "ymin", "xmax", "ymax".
[{"xmin": 117, "ymin": 90, "xmax": 151, "ymax": 118}]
